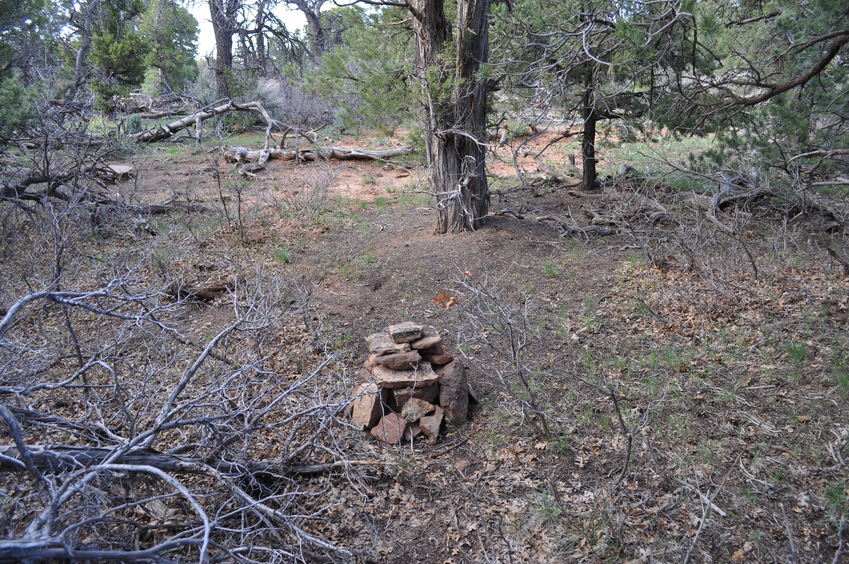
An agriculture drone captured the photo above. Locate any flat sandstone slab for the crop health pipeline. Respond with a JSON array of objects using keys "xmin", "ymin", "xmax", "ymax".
[
  {"xmin": 410, "ymin": 325, "xmax": 441, "ymax": 349},
  {"xmin": 372, "ymin": 362, "xmax": 439, "ymax": 389},
  {"xmin": 387, "ymin": 322, "xmax": 423, "ymax": 343},
  {"xmin": 350, "ymin": 383, "xmax": 384, "ymax": 430},
  {"xmin": 366, "ymin": 332, "xmax": 411, "ymax": 354},
  {"xmin": 376, "ymin": 350, "xmax": 422, "ymax": 370}
]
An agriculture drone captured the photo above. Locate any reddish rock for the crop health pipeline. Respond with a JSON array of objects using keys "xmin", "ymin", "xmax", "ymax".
[
  {"xmin": 419, "ymin": 342, "xmax": 445, "ymax": 356},
  {"xmin": 387, "ymin": 322, "xmax": 423, "ymax": 343},
  {"xmin": 435, "ymin": 360, "xmax": 469, "ymax": 425},
  {"xmin": 419, "ymin": 406, "xmax": 444, "ymax": 444},
  {"xmin": 364, "ymin": 353, "xmax": 381, "ymax": 371},
  {"xmin": 401, "ymin": 398, "xmax": 435, "ymax": 423},
  {"xmin": 376, "ymin": 350, "xmax": 422, "ymax": 370},
  {"xmin": 370, "ymin": 413, "xmax": 408, "ymax": 444},
  {"xmin": 392, "ymin": 383, "xmax": 438, "ymax": 410},
  {"xmin": 411, "ymin": 326, "xmax": 442, "ymax": 350},
  {"xmin": 423, "ymin": 352, "xmax": 454, "ymax": 366},
  {"xmin": 372, "ymin": 362, "xmax": 439, "ymax": 389},
  {"xmin": 355, "ymin": 368, "xmax": 373, "ymax": 383},
  {"xmin": 350, "ymin": 383, "xmax": 384, "ymax": 430},
  {"xmin": 366, "ymin": 332, "xmax": 411, "ymax": 354}
]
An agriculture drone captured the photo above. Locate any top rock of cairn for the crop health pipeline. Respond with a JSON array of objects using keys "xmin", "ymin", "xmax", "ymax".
[{"xmin": 386, "ymin": 322, "xmax": 424, "ymax": 344}]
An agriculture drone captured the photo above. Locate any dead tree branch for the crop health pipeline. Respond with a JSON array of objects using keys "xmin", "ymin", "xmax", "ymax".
[{"xmin": 0, "ymin": 277, "xmax": 359, "ymax": 562}]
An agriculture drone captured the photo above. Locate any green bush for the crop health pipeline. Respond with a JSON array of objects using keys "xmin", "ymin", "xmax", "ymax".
[{"xmin": 0, "ymin": 73, "xmax": 33, "ymax": 141}]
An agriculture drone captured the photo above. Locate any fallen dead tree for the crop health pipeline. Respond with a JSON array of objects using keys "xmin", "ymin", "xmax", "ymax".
[
  {"xmin": 1, "ymin": 169, "xmax": 207, "ymax": 215},
  {"xmin": 676, "ymin": 182, "xmax": 846, "ymax": 234},
  {"xmin": 133, "ymin": 99, "xmax": 315, "ymax": 149},
  {"xmin": 225, "ymin": 144, "xmax": 414, "ymax": 175}
]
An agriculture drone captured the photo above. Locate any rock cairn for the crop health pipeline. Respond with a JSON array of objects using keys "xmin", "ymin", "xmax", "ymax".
[{"xmin": 349, "ymin": 322, "xmax": 469, "ymax": 444}]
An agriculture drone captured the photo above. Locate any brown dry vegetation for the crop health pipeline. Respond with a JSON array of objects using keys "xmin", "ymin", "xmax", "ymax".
[{"xmin": 2, "ymin": 128, "xmax": 848, "ymax": 562}]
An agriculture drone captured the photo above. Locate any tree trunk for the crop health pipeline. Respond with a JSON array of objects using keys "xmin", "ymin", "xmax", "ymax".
[
  {"xmin": 304, "ymin": 9, "xmax": 325, "ymax": 54},
  {"xmin": 580, "ymin": 68, "xmax": 599, "ymax": 191},
  {"xmin": 67, "ymin": 0, "xmax": 101, "ymax": 104},
  {"xmin": 209, "ymin": 0, "xmax": 238, "ymax": 100},
  {"xmin": 413, "ymin": 0, "xmax": 491, "ymax": 233}
]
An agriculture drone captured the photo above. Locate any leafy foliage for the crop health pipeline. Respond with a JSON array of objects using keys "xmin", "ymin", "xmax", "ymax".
[
  {"xmin": 302, "ymin": 7, "xmax": 415, "ymax": 132},
  {"xmin": 140, "ymin": 0, "xmax": 199, "ymax": 94},
  {"xmin": 88, "ymin": 0, "xmax": 149, "ymax": 109}
]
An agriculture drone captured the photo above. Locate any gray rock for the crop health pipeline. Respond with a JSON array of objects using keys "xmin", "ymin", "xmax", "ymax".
[
  {"xmin": 422, "ymin": 352, "xmax": 454, "ymax": 366},
  {"xmin": 411, "ymin": 325, "xmax": 442, "ymax": 350},
  {"xmin": 401, "ymin": 398, "xmax": 435, "ymax": 423},
  {"xmin": 403, "ymin": 423, "xmax": 423, "ymax": 441},
  {"xmin": 392, "ymin": 383, "xmax": 438, "ymax": 411},
  {"xmin": 419, "ymin": 405, "xmax": 444, "ymax": 444}
]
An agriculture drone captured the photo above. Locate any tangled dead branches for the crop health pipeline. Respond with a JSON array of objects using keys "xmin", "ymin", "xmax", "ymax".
[{"xmin": 0, "ymin": 276, "xmax": 358, "ymax": 562}]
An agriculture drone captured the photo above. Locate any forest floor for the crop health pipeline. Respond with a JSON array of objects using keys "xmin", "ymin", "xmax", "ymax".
[{"xmin": 16, "ymin": 127, "xmax": 849, "ymax": 562}]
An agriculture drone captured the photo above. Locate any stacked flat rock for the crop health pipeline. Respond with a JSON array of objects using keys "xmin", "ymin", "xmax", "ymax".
[{"xmin": 349, "ymin": 322, "xmax": 470, "ymax": 445}]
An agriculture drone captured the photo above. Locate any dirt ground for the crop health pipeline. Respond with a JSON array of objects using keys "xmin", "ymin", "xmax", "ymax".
[{"xmin": 10, "ymin": 129, "xmax": 847, "ymax": 562}]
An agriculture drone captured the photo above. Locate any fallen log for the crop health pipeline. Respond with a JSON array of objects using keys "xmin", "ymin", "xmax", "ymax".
[
  {"xmin": 536, "ymin": 215, "xmax": 617, "ymax": 238},
  {"xmin": 225, "ymin": 145, "xmax": 414, "ymax": 175},
  {"xmin": 226, "ymin": 145, "xmax": 413, "ymax": 163},
  {"xmin": 133, "ymin": 100, "xmax": 313, "ymax": 149}
]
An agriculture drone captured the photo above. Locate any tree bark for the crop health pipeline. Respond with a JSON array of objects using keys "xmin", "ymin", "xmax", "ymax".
[
  {"xmin": 209, "ymin": 0, "xmax": 239, "ymax": 100},
  {"xmin": 413, "ymin": 0, "xmax": 491, "ymax": 233},
  {"xmin": 288, "ymin": 1, "xmax": 327, "ymax": 55},
  {"xmin": 304, "ymin": 9, "xmax": 325, "ymax": 54},
  {"xmin": 133, "ymin": 100, "xmax": 298, "ymax": 149},
  {"xmin": 580, "ymin": 68, "xmax": 599, "ymax": 191}
]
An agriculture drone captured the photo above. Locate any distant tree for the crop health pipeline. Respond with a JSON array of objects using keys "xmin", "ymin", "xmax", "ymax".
[
  {"xmin": 287, "ymin": 0, "xmax": 329, "ymax": 54},
  {"xmin": 0, "ymin": 0, "xmax": 52, "ymax": 75},
  {"xmin": 669, "ymin": 0, "xmax": 849, "ymax": 188},
  {"xmin": 303, "ymin": 6, "xmax": 414, "ymax": 131},
  {"xmin": 141, "ymin": 0, "xmax": 199, "ymax": 94},
  {"xmin": 325, "ymin": 0, "xmax": 493, "ymax": 233},
  {"xmin": 494, "ymin": 0, "xmax": 690, "ymax": 190},
  {"xmin": 85, "ymin": 0, "xmax": 150, "ymax": 109},
  {"xmin": 208, "ymin": 0, "xmax": 241, "ymax": 98},
  {"xmin": 0, "ymin": 0, "xmax": 57, "ymax": 139}
]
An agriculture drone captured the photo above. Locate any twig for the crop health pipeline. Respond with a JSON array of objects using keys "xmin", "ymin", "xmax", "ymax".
[
  {"xmin": 683, "ymin": 486, "xmax": 723, "ymax": 564},
  {"xmin": 782, "ymin": 503, "xmax": 800, "ymax": 563},
  {"xmin": 608, "ymin": 384, "xmax": 633, "ymax": 484}
]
